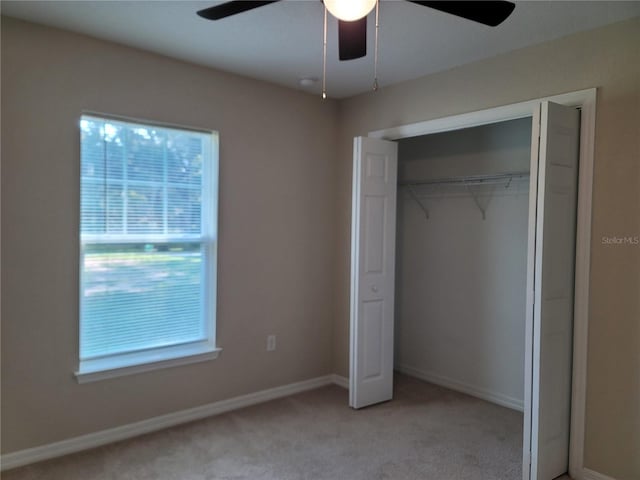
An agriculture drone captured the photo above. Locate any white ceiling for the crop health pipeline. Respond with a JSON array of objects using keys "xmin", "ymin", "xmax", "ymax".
[{"xmin": 2, "ymin": 1, "xmax": 639, "ymax": 98}]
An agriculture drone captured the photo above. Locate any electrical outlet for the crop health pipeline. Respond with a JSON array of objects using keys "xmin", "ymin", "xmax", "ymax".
[{"xmin": 266, "ymin": 335, "xmax": 276, "ymax": 352}]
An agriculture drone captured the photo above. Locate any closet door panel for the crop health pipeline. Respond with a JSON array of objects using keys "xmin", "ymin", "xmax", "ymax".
[
  {"xmin": 350, "ymin": 136, "xmax": 398, "ymax": 409},
  {"xmin": 528, "ymin": 101, "xmax": 580, "ymax": 480}
]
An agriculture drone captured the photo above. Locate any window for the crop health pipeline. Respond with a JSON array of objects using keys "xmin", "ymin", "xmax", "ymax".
[{"xmin": 77, "ymin": 114, "xmax": 219, "ymax": 382}]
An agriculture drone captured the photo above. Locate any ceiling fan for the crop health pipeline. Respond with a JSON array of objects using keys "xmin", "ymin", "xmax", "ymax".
[{"xmin": 196, "ymin": 1, "xmax": 516, "ymax": 61}]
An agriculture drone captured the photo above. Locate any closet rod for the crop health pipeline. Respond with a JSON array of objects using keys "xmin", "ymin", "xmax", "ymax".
[{"xmin": 399, "ymin": 171, "xmax": 529, "ymax": 187}]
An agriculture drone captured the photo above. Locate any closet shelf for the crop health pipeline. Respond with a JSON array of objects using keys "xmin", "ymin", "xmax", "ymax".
[
  {"xmin": 401, "ymin": 171, "xmax": 530, "ymax": 221},
  {"xmin": 399, "ymin": 171, "xmax": 530, "ymax": 188}
]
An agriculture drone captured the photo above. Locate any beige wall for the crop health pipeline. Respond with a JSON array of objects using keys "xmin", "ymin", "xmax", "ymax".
[
  {"xmin": 1, "ymin": 17, "xmax": 338, "ymax": 453},
  {"xmin": 334, "ymin": 17, "xmax": 640, "ymax": 480}
]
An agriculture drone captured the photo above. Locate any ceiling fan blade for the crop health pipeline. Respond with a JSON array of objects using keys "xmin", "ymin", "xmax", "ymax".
[
  {"xmin": 338, "ymin": 17, "xmax": 367, "ymax": 61},
  {"xmin": 197, "ymin": 1, "xmax": 280, "ymax": 21},
  {"xmin": 407, "ymin": 1, "xmax": 515, "ymax": 27}
]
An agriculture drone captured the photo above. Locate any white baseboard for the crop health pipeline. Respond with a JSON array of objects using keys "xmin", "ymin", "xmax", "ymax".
[
  {"xmin": 1, "ymin": 374, "xmax": 342, "ymax": 471},
  {"xmin": 331, "ymin": 374, "xmax": 349, "ymax": 389},
  {"xmin": 2, "ymin": 371, "xmax": 611, "ymax": 478},
  {"xmin": 581, "ymin": 468, "xmax": 618, "ymax": 480},
  {"xmin": 395, "ymin": 364, "xmax": 524, "ymax": 412}
]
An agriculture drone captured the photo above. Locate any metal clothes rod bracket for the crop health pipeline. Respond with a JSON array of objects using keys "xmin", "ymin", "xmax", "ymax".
[
  {"xmin": 407, "ymin": 184, "xmax": 429, "ymax": 219},
  {"xmin": 464, "ymin": 182, "xmax": 495, "ymax": 220}
]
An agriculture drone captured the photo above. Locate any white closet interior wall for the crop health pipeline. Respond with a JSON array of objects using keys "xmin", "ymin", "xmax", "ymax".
[{"xmin": 395, "ymin": 118, "xmax": 532, "ymax": 411}]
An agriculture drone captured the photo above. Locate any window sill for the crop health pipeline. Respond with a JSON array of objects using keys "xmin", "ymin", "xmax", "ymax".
[{"xmin": 75, "ymin": 344, "xmax": 222, "ymax": 384}]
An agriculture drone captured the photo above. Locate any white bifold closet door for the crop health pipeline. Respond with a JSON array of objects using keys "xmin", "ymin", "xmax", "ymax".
[
  {"xmin": 349, "ymin": 136, "xmax": 398, "ymax": 409},
  {"xmin": 525, "ymin": 101, "xmax": 580, "ymax": 480}
]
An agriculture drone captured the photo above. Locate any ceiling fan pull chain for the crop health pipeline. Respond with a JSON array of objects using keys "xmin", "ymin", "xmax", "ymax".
[
  {"xmin": 322, "ymin": 4, "xmax": 328, "ymax": 99},
  {"xmin": 373, "ymin": 0, "xmax": 379, "ymax": 91}
]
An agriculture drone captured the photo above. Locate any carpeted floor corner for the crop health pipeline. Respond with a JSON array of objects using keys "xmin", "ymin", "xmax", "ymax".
[{"xmin": 3, "ymin": 374, "xmax": 524, "ymax": 480}]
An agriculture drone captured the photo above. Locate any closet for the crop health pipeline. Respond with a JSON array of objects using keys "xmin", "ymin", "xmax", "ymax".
[
  {"xmin": 348, "ymin": 98, "xmax": 584, "ymax": 480},
  {"xmin": 394, "ymin": 118, "xmax": 532, "ymax": 411}
]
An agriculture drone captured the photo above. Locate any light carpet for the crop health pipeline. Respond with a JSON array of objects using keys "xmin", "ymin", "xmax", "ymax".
[{"xmin": 3, "ymin": 374, "xmax": 524, "ymax": 480}]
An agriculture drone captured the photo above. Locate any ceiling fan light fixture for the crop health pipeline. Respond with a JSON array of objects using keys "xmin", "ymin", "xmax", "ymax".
[{"xmin": 324, "ymin": 0, "xmax": 376, "ymax": 21}]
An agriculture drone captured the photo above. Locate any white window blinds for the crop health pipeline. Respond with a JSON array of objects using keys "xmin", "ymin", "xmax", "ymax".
[{"xmin": 79, "ymin": 115, "xmax": 217, "ymax": 368}]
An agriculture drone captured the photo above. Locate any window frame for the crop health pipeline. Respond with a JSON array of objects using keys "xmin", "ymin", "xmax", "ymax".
[{"xmin": 75, "ymin": 113, "xmax": 221, "ymax": 383}]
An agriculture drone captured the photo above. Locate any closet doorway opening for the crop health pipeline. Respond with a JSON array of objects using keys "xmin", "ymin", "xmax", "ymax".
[
  {"xmin": 397, "ymin": 117, "xmax": 532, "ymax": 477},
  {"xmin": 348, "ymin": 89, "xmax": 596, "ymax": 480},
  {"xmin": 395, "ymin": 118, "xmax": 531, "ymax": 405}
]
